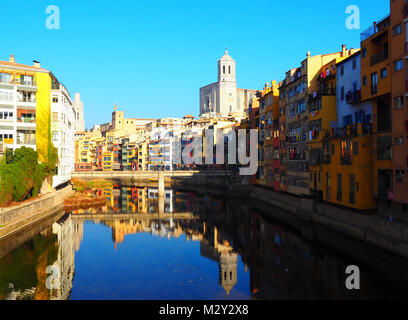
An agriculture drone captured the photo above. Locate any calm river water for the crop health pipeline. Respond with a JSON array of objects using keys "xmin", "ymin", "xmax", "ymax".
[{"xmin": 1, "ymin": 184, "xmax": 408, "ymax": 300}]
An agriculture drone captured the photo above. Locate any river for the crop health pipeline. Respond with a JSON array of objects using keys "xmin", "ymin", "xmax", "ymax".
[{"xmin": 0, "ymin": 183, "xmax": 408, "ymax": 300}]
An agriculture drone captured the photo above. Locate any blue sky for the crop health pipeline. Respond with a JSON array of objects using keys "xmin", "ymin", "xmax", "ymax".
[{"xmin": 1, "ymin": 0, "xmax": 389, "ymax": 129}]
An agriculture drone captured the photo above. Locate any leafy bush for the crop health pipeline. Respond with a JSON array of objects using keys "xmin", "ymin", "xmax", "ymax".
[{"xmin": 0, "ymin": 146, "xmax": 58, "ymax": 207}]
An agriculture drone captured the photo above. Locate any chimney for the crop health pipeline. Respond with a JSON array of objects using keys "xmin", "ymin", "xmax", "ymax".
[
  {"xmin": 341, "ymin": 44, "xmax": 347, "ymax": 57},
  {"xmin": 33, "ymin": 60, "xmax": 41, "ymax": 68},
  {"xmin": 306, "ymin": 51, "xmax": 311, "ymax": 58},
  {"xmin": 9, "ymin": 54, "xmax": 15, "ymax": 64}
]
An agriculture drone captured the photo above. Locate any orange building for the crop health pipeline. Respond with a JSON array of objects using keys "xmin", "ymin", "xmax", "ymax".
[
  {"xmin": 360, "ymin": 15, "xmax": 393, "ymax": 209},
  {"xmin": 259, "ymin": 81, "xmax": 280, "ymax": 190},
  {"xmin": 390, "ymin": 0, "xmax": 408, "ymax": 211}
]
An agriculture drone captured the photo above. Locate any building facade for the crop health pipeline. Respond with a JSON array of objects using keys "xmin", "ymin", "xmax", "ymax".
[
  {"xmin": 51, "ymin": 83, "xmax": 75, "ymax": 188},
  {"xmin": 200, "ymin": 50, "xmax": 258, "ymax": 117}
]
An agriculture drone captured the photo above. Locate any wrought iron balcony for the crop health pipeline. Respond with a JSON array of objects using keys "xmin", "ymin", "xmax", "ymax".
[{"xmin": 345, "ymin": 89, "xmax": 361, "ymax": 104}]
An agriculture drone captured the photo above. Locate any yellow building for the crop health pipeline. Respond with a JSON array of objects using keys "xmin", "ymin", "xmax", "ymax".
[
  {"xmin": 308, "ymin": 49, "xmax": 358, "ymax": 197},
  {"xmin": 322, "ymin": 124, "xmax": 375, "ymax": 210},
  {"xmin": 0, "ymin": 55, "xmax": 57, "ymax": 163}
]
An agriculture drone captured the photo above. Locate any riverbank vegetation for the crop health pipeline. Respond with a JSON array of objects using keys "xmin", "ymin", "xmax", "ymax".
[
  {"xmin": 0, "ymin": 146, "xmax": 58, "ymax": 207},
  {"xmin": 71, "ymin": 179, "xmax": 113, "ymax": 192},
  {"xmin": 65, "ymin": 179, "xmax": 111, "ymax": 211}
]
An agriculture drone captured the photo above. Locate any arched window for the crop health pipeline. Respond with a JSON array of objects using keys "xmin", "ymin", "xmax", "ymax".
[
  {"xmin": 229, "ymin": 66, "xmax": 231, "ymax": 74},
  {"xmin": 223, "ymin": 65, "xmax": 225, "ymax": 74}
]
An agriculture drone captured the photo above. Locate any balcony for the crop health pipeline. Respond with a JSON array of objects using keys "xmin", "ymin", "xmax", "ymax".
[
  {"xmin": 341, "ymin": 154, "xmax": 353, "ymax": 165},
  {"xmin": 17, "ymin": 116, "xmax": 36, "ymax": 124},
  {"xmin": 332, "ymin": 125, "xmax": 358, "ymax": 138},
  {"xmin": 370, "ymin": 51, "xmax": 388, "ymax": 66},
  {"xmin": 360, "ymin": 15, "xmax": 390, "ymax": 42},
  {"xmin": 404, "ymin": 4, "xmax": 408, "ymax": 18},
  {"xmin": 16, "ymin": 134, "xmax": 36, "ymax": 145},
  {"xmin": 345, "ymin": 90, "xmax": 361, "ymax": 104}
]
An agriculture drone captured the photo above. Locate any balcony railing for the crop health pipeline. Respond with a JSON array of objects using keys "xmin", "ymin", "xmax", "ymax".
[
  {"xmin": 370, "ymin": 51, "xmax": 388, "ymax": 66},
  {"xmin": 16, "ymin": 136, "xmax": 36, "ymax": 145},
  {"xmin": 17, "ymin": 117, "xmax": 36, "ymax": 124},
  {"xmin": 360, "ymin": 14, "xmax": 390, "ymax": 42},
  {"xmin": 345, "ymin": 89, "xmax": 361, "ymax": 104},
  {"xmin": 0, "ymin": 78, "xmax": 36, "ymax": 87},
  {"xmin": 17, "ymin": 97, "xmax": 36, "ymax": 103}
]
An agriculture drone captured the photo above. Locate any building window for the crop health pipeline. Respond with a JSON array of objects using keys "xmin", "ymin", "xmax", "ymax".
[
  {"xmin": 394, "ymin": 96, "xmax": 404, "ymax": 109},
  {"xmin": 52, "ymin": 96, "xmax": 58, "ymax": 103},
  {"xmin": 380, "ymin": 68, "xmax": 387, "ymax": 79},
  {"xmin": 377, "ymin": 135, "xmax": 393, "ymax": 160},
  {"xmin": 353, "ymin": 141, "xmax": 359, "ymax": 155},
  {"xmin": 349, "ymin": 174, "xmax": 355, "ymax": 204},
  {"xmin": 228, "ymin": 66, "xmax": 231, "ymax": 74},
  {"xmin": 393, "ymin": 24, "xmax": 402, "ymax": 36},
  {"xmin": 362, "ymin": 47, "xmax": 366, "ymax": 57},
  {"xmin": 341, "ymin": 66, "xmax": 344, "ymax": 76},
  {"xmin": 396, "ymin": 170, "xmax": 405, "ymax": 183},
  {"xmin": 223, "ymin": 66, "xmax": 225, "ymax": 74},
  {"xmin": 341, "ymin": 140, "xmax": 353, "ymax": 164},
  {"xmin": 394, "ymin": 60, "xmax": 403, "ymax": 72},
  {"xmin": 363, "ymin": 76, "xmax": 367, "ymax": 86},
  {"xmin": 371, "ymin": 72, "xmax": 378, "ymax": 94},
  {"xmin": 395, "ymin": 136, "xmax": 404, "ymax": 145},
  {"xmin": 341, "ymin": 87, "xmax": 345, "ymax": 101},
  {"xmin": 337, "ymin": 174, "xmax": 342, "ymax": 201},
  {"xmin": 352, "ymin": 59, "xmax": 357, "ymax": 70},
  {"xmin": 326, "ymin": 173, "xmax": 331, "ymax": 200}
]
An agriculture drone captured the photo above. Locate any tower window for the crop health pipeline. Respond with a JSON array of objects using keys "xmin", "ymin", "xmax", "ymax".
[
  {"xmin": 229, "ymin": 66, "xmax": 231, "ymax": 74},
  {"xmin": 223, "ymin": 66, "xmax": 225, "ymax": 74}
]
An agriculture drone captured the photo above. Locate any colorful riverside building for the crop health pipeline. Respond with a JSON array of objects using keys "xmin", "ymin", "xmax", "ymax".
[
  {"xmin": 278, "ymin": 80, "xmax": 287, "ymax": 191},
  {"xmin": 0, "ymin": 55, "xmax": 54, "ymax": 163},
  {"xmin": 360, "ymin": 15, "xmax": 393, "ymax": 210},
  {"xmin": 321, "ymin": 50, "xmax": 376, "ymax": 210},
  {"xmin": 390, "ymin": 0, "xmax": 408, "ymax": 212},
  {"xmin": 281, "ymin": 49, "xmax": 350, "ymax": 197},
  {"xmin": 308, "ymin": 46, "xmax": 359, "ymax": 200},
  {"xmin": 0, "ymin": 55, "xmax": 77, "ymax": 188},
  {"xmin": 259, "ymin": 81, "xmax": 280, "ymax": 190}
]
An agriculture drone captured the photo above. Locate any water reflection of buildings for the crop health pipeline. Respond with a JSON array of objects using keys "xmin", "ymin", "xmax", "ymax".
[
  {"xmin": 99, "ymin": 211, "xmax": 239, "ymax": 295},
  {"xmin": 50, "ymin": 214, "xmax": 84, "ymax": 300},
  {"xmin": 73, "ymin": 187, "xmax": 195, "ymax": 215}
]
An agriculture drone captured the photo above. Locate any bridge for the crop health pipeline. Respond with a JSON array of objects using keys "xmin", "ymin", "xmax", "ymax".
[
  {"xmin": 71, "ymin": 170, "xmax": 231, "ymax": 181},
  {"xmin": 70, "ymin": 212, "xmax": 198, "ymax": 221}
]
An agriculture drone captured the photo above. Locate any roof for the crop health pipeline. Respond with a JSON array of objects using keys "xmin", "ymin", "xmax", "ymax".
[
  {"xmin": 0, "ymin": 60, "xmax": 49, "ymax": 73},
  {"xmin": 336, "ymin": 50, "xmax": 361, "ymax": 66}
]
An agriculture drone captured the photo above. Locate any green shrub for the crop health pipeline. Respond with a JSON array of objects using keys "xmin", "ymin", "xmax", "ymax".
[{"xmin": 0, "ymin": 146, "xmax": 58, "ymax": 207}]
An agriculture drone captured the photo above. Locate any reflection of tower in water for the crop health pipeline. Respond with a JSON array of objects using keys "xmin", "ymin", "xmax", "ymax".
[
  {"xmin": 200, "ymin": 226, "xmax": 238, "ymax": 295},
  {"xmin": 219, "ymin": 252, "xmax": 238, "ymax": 296}
]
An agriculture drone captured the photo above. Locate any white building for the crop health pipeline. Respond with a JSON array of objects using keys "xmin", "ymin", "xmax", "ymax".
[
  {"xmin": 73, "ymin": 92, "xmax": 84, "ymax": 132},
  {"xmin": 200, "ymin": 50, "xmax": 259, "ymax": 117},
  {"xmin": 148, "ymin": 126, "xmax": 174, "ymax": 171},
  {"xmin": 51, "ymin": 84, "xmax": 75, "ymax": 188}
]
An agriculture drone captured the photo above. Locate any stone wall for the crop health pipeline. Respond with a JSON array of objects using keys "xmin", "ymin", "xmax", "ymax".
[
  {"xmin": 249, "ymin": 185, "xmax": 408, "ymax": 258},
  {"xmin": 0, "ymin": 186, "xmax": 73, "ymax": 228}
]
